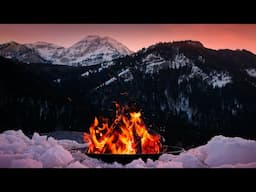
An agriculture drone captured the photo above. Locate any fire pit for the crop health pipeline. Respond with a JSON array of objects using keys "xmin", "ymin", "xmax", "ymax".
[
  {"xmin": 86, "ymin": 146, "xmax": 184, "ymax": 164},
  {"xmin": 84, "ymin": 103, "xmax": 183, "ymax": 164}
]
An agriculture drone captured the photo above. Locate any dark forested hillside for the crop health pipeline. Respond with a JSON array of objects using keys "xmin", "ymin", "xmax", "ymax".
[{"xmin": 1, "ymin": 41, "xmax": 256, "ymax": 148}]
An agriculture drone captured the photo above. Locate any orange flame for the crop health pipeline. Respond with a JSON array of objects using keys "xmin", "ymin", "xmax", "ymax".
[{"xmin": 84, "ymin": 103, "xmax": 162, "ymax": 154}]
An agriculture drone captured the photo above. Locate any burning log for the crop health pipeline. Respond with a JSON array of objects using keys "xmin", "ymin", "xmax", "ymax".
[{"xmin": 84, "ymin": 103, "xmax": 162, "ymax": 154}]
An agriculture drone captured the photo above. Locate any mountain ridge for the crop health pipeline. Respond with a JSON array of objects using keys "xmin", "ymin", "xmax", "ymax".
[{"xmin": 0, "ymin": 35, "xmax": 132, "ymax": 66}]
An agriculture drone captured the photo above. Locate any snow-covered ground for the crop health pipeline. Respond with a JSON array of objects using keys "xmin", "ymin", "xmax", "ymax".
[
  {"xmin": 0, "ymin": 130, "xmax": 256, "ymax": 168},
  {"xmin": 246, "ymin": 68, "xmax": 256, "ymax": 78}
]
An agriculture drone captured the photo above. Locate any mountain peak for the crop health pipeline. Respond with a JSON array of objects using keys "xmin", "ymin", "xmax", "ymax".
[
  {"xmin": 69, "ymin": 35, "xmax": 132, "ymax": 58},
  {"xmin": 172, "ymin": 40, "xmax": 204, "ymax": 48},
  {"xmin": 80, "ymin": 35, "xmax": 101, "ymax": 42},
  {"xmin": 5, "ymin": 41, "xmax": 20, "ymax": 46},
  {"xmin": 144, "ymin": 40, "xmax": 205, "ymax": 54},
  {"xmin": 80, "ymin": 35, "xmax": 117, "ymax": 41},
  {"xmin": 0, "ymin": 36, "xmax": 132, "ymax": 66}
]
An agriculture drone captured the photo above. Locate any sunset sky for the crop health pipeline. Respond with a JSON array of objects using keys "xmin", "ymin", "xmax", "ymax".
[{"xmin": 0, "ymin": 24, "xmax": 256, "ymax": 53}]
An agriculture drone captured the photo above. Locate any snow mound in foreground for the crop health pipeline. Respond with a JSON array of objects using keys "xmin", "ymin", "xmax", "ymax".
[
  {"xmin": 0, "ymin": 130, "xmax": 75, "ymax": 168},
  {"xmin": 0, "ymin": 130, "xmax": 256, "ymax": 168}
]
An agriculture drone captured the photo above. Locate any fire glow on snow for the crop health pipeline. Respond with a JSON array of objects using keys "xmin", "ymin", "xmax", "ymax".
[{"xmin": 0, "ymin": 130, "xmax": 256, "ymax": 168}]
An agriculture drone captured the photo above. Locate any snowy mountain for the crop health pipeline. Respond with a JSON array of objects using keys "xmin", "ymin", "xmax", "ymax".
[
  {"xmin": 0, "ymin": 41, "xmax": 47, "ymax": 63},
  {"xmin": 57, "ymin": 35, "xmax": 132, "ymax": 66},
  {"xmin": 0, "ymin": 36, "xmax": 132, "ymax": 66},
  {"xmin": 26, "ymin": 41, "xmax": 65, "ymax": 62}
]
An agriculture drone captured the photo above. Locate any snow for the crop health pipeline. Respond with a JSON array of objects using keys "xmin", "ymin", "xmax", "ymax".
[
  {"xmin": 214, "ymin": 162, "xmax": 256, "ymax": 168},
  {"xmin": 0, "ymin": 154, "xmax": 32, "ymax": 167},
  {"xmin": 196, "ymin": 135, "xmax": 256, "ymax": 167},
  {"xmin": 169, "ymin": 53, "xmax": 192, "ymax": 69},
  {"xmin": 11, "ymin": 158, "xmax": 43, "ymax": 168},
  {"xmin": 174, "ymin": 153, "xmax": 207, "ymax": 168},
  {"xmin": 57, "ymin": 139, "xmax": 89, "ymax": 150},
  {"xmin": 27, "ymin": 42, "xmax": 65, "ymax": 61},
  {"xmin": 209, "ymin": 72, "xmax": 232, "ymax": 88},
  {"xmin": 53, "ymin": 78, "xmax": 61, "ymax": 83},
  {"xmin": 143, "ymin": 53, "xmax": 192, "ymax": 74},
  {"xmin": 164, "ymin": 90, "xmax": 193, "ymax": 121},
  {"xmin": 95, "ymin": 76, "xmax": 118, "ymax": 90},
  {"xmin": 67, "ymin": 161, "xmax": 88, "ymax": 168},
  {"xmin": 98, "ymin": 67, "xmax": 103, "ymax": 72},
  {"xmin": 142, "ymin": 53, "xmax": 167, "ymax": 74},
  {"xmin": 39, "ymin": 145, "xmax": 73, "ymax": 168},
  {"xmin": 1, "ymin": 130, "xmax": 256, "ymax": 168},
  {"xmin": 118, "ymin": 69, "xmax": 134, "ymax": 82},
  {"xmin": 52, "ymin": 35, "xmax": 132, "ymax": 66},
  {"xmin": 102, "ymin": 36, "xmax": 132, "ymax": 56},
  {"xmin": 178, "ymin": 66, "xmax": 232, "ymax": 88},
  {"xmin": 101, "ymin": 61, "xmax": 115, "ymax": 69},
  {"xmin": 12, "ymin": 36, "xmax": 132, "ymax": 66},
  {"xmin": 81, "ymin": 71, "xmax": 89, "ymax": 77},
  {"xmin": 142, "ymin": 53, "xmax": 163, "ymax": 63},
  {"xmin": 145, "ymin": 60, "xmax": 166, "ymax": 74},
  {"xmin": 198, "ymin": 55, "xmax": 205, "ymax": 63},
  {"xmin": 0, "ymin": 130, "xmax": 75, "ymax": 168},
  {"xmin": 246, "ymin": 68, "xmax": 256, "ymax": 78},
  {"xmin": 125, "ymin": 159, "xmax": 146, "ymax": 168},
  {"xmin": 104, "ymin": 77, "xmax": 117, "ymax": 85},
  {"xmin": 118, "ymin": 68, "xmax": 130, "ymax": 77}
]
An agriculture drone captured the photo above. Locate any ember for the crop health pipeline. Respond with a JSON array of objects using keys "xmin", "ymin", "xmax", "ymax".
[{"xmin": 84, "ymin": 103, "xmax": 162, "ymax": 154}]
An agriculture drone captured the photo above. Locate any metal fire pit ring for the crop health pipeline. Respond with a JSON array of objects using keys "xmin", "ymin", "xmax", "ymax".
[{"xmin": 85, "ymin": 145, "xmax": 185, "ymax": 165}]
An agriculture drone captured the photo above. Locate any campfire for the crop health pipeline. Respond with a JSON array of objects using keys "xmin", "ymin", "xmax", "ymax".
[{"xmin": 84, "ymin": 102, "xmax": 162, "ymax": 154}]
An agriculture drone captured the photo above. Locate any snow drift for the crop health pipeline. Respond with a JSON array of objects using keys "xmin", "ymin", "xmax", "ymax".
[{"xmin": 0, "ymin": 130, "xmax": 256, "ymax": 168}]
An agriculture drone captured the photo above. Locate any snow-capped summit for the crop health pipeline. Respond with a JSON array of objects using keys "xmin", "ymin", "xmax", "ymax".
[
  {"xmin": 0, "ymin": 36, "xmax": 132, "ymax": 66},
  {"xmin": 57, "ymin": 35, "xmax": 132, "ymax": 66}
]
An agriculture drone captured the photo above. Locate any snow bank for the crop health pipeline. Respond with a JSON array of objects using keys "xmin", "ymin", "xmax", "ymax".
[
  {"xmin": 11, "ymin": 158, "xmax": 43, "ymax": 168},
  {"xmin": 0, "ymin": 130, "xmax": 256, "ymax": 168},
  {"xmin": 194, "ymin": 135, "xmax": 256, "ymax": 167},
  {"xmin": 39, "ymin": 145, "xmax": 73, "ymax": 168},
  {"xmin": 57, "ymin": 139, "xmax": 89, "ymax": 150},
  {"xmin": 67, "ymin": 161, "xmax": 88, "ymax": 168},
  {"xmin": 0, "ymin": 130, "xmax": 75, "ymax": 168}
]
